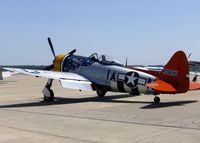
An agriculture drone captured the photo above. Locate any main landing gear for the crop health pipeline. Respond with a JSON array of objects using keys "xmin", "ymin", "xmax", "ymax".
[
  {"xmin": 96, "ymin": 89, "xmax": 107, "ymax": 97},
  {"xmin": 42, "ymin": 79, "xmax": 54, "ymax": 102},
  {"xmin": 154, "ymin": 96, "xmax": 160, "ymax": 103}
]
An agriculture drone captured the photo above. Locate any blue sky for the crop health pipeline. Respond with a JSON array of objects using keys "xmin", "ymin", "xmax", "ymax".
[{"xmin": 0, "ymin": 0, "xmax": 200, "ymax": 65}]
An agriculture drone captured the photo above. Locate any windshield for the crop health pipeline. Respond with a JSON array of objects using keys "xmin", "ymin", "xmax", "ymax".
[{"xmin": 99, "ymin": 55, "xmax": 121, "ymax": 64}]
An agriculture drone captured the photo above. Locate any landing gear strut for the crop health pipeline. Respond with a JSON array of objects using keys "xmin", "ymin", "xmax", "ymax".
[
  {"xmin": 154, "ymin": 96, "xmax": 160, "ymax": 103},
  {"xmin": 42, "ymin": 79, "xmax": 54, "ymax": 102}
]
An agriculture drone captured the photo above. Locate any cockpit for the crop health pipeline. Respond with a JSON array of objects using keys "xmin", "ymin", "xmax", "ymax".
[
  {"xmin": 62, "ymin": 53, "xmax": 124, "ymax": 72},
  {"xmin": 89, "ymin": 53, "xmax": 123, "ymax": 66},
  {"xmin": 89, "ymin": 53, "xmax": 99, "ymax": 61}
]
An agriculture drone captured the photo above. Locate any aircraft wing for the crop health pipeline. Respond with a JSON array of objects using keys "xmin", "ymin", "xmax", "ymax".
[
  {"xmin": 190, "ymin": 71, "xmax": 200, "ymax": 76},
  {"xmin": 189, "ymin": 82, "xmax": 200, "ymax": 90},
  {"xmin": 3, "ymin": 68, "xmax": 93, "ymax": 91}
]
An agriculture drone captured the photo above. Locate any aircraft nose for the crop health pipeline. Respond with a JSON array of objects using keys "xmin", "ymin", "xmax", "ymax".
[{"xmin": 53, "ymin": 54, "xmax": 67, "ymax": 71}]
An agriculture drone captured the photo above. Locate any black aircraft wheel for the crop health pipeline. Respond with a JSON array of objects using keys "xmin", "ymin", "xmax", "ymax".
[
  {"xmin": 43, "ymin": 88, "xmax": 54, "ymax": 102},
  {"xmin": 154, "ymin": 96, "xmax": 160, "ymax": 103},
  {"xmin": 97, "ymin": 90, "xmax": 106, "ymax": 97}
]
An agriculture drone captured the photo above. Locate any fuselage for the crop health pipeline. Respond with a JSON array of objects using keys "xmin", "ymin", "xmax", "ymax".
[{"xmin": 58, "ymin": 54, "xmax": 156, "ymax": 95}]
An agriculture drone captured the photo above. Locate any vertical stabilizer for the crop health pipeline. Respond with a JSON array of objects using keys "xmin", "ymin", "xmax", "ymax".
[
  {"xmin": 145, "ymin": 51, "xmax": 189, "ymax": 93},
  {"xmin": 159, "ymin": 51, "xmax": 189, "ymax": 93}
]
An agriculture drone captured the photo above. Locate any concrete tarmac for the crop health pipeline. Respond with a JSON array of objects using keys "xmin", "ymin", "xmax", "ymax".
[{"xmin": 0, "ymin": 74, "xmax": 200, "ymax": 143}]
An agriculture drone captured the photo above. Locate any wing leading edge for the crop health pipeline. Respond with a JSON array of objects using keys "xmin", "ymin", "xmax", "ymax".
[{"xmin": 3, "ymin": 68, "xmax": 93, "ymax": 91}]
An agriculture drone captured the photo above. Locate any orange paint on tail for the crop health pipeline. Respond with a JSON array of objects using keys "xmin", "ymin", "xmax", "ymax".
[{"xmin": 146, "ymin": 51, "xmax": 189, "ymax": 94}]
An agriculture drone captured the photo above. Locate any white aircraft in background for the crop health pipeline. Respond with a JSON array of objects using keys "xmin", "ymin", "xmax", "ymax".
[
  {"xmin": 188, "ymin": 61, "xmax": 200, "ymax": 82},
  {"xmin": 0, "ymin": 67, "xmax": 15, "ymax": 80}
]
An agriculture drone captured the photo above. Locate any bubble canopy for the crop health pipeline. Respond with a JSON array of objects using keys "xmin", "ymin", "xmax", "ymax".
[{"xmin": 89, "ymin": 53, "xmax": 122, "ymax": 65}]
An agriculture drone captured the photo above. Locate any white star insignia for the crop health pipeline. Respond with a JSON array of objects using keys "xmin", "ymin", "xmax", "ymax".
[{"xmin": 126, "ymin": 73, "xmax": 138, "ymax": 86}]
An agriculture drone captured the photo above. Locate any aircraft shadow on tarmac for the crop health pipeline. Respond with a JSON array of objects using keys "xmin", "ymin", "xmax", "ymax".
[
  {"xmin": 0, "ymin": 94, "xmax": 198, "ymax": 109},
  {"xmin": 140, "ymin": 100, "xmax": 198, "ymax": 109}
]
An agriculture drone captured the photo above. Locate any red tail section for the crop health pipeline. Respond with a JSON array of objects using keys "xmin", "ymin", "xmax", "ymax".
[{"xmin": 146, "ymin": 51, "xmax": 189, "ymax": 93}]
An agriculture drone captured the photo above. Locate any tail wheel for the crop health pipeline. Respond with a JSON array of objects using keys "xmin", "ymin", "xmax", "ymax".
[
  {"xmin": 154, "ymin": 96, "xmax": 160, "ymax": 103},
  {"xmin": 97, "ymin": 90, "xmax": 106, "ymax": 97}
]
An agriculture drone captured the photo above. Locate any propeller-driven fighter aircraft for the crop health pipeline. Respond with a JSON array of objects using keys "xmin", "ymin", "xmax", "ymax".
[
  {"xmin": 0, "ymin": 67, "xmax": 14, "ymax": 80},
  {"xmin": 189, "ymin": 61, "xmax": 200, "ymax": 73},
  {"xmin": 4, "ymin": 38, "xmax": 200, "ymax": 103},
  {"xmin": 189, "ymin": 61, "xmax": 200, "ymax": 82}
]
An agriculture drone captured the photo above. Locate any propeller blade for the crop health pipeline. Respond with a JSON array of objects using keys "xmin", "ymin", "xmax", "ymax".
[
  {"xmin": 48, "ymin": 37, "xmax": 56, "ymax": 58},
  {"xmin": 68, "ymin": 49, "xmax": 76, "ymax": 55}
]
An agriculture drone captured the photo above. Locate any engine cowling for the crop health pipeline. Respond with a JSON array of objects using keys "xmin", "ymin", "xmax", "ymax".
[{"xmin": 53, "ymin": 54, "xmax": 67, "ymax": 71}]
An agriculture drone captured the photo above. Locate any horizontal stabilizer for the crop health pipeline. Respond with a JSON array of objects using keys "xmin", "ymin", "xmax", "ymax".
[{"xmin": 146, "ymin": 80, "xmax": 177, "ymax": 93}]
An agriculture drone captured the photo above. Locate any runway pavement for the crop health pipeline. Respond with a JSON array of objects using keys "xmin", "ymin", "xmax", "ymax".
[{"xmin": 0, "ymin": 74, "xmax": 200, "ymax": 143}]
